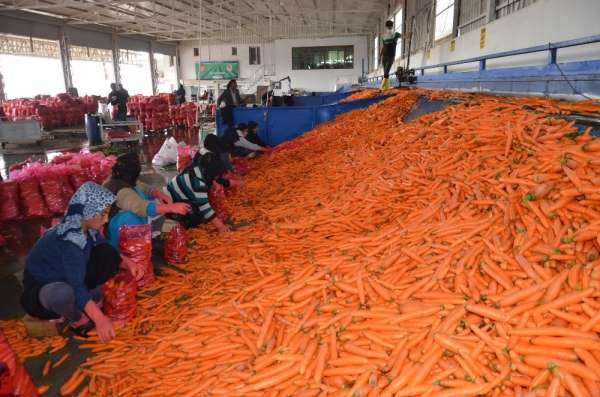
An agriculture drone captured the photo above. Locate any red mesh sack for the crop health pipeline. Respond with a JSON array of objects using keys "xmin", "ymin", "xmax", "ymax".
[
  {"xmin": 17, "ymin": 176, "xmax": 49, "ymax": 219},
  {"xmin": 37, "ymin": 167, "xmax": 68, "ymax": 214},
  {"xmin": 0, "ymin": 181, "xmax": 20, "ymax": 221},
  {"xmin": 118, "ymin": 224, "xmax": 154, "ymax": 288},
  {"xmin": 176, "ymin": 146, "xmax": 193, "ymax": 172},
  {"xmin": 68, "ymin": 167, "xmax": 90, "ymax": 190},
  {"xmin": 102, "ymin": 270, "xmax": 137, "ymax": 324},
  {"xmin": 231, "ymin": 157, "xmax": 250, "ymax": 175},
  {"xmin": 164, "ymin": 223, "xmax": 187, "ymax": 264},
  {"xmin": 53, "ymin": 165, "xmax": 75, "ymax": 204},
  {"xmin": 208, "ymin": 183, "xmax": 229, "ymax": 221},
  {"xmin": 0, "ymin": 331, "xmax": 38, "ymax": 397}
]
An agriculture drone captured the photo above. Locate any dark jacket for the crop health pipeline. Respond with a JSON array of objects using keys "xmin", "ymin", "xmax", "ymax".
[{"xmin": 218, "ymin": 88, "xmax": 243, "ymax": 107}]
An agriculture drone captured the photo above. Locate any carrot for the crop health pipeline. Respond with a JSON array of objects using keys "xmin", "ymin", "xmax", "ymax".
[
  {"xmin": 60, "ymin": 369, "xmax": 86, "ymax": 396},
  {"xmin": 313, "ymin": 343, "xmax": 328, "ymax": 384},
  {"xmin": 256, "ymin": 307, "xmax": 275, "ymax": 349},
  {"xmin": 42, "ymin": 359, "xmax": 52, "ymax": 376},
  {"xmin": 524, "ymin": 355, "xmax": 599, "ymax": 380},
  {"xmin": 52, "ymin": 352, "xmax": 70, "ymax": 369},
  {"xmin": 546, "ymin": 376, "xmax": 561, "ymax": 397},
  {"xmin": 465, "ymin": 304, "xmax": 510, "ymax": 322},
  {"xmin": 37, "ymin": 385, "xmax": 50, "ymax": 395}
]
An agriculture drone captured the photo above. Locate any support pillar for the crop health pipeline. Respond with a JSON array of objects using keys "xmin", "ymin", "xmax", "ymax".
[
  {"xmin": 149, "ymin": 41, "xmax": 158, "ymax": 95},
  {"xmin": 58, "ymin": 27, "xmax": 73, "ymax": 92},
  {"xmin": 175, "ymin": 44, "xmax": 182, "ymax": 84},
  {"xmin": 111, "ymin": 32, "xmax": 121, "ymax": 84},
  {"xmin": 486, "ymin": 0, "xmax": 496, "ymax": 23}
]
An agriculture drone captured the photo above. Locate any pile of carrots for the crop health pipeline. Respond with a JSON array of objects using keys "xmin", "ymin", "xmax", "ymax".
[{"xmin": 3, "ymin": 89, "xmax": 600, "ymax": 397}]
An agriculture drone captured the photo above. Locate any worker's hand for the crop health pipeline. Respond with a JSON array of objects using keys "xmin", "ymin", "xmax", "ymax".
[
  {"xmin": 212, "ymin": 217, "xmax": 230, "ymax": 233},
  {"xmin": 151, "ymin": 190, "xmax": 172, "ymax": 204},
  {"xmin": 95, "ymin": 314, "xmax": 116, "ymax": 343},
  {"xmin": 157, "ymin": 203, "xmax": 191, "ymax": 216},
  {"xmin": 121, "ymin": 255, "xmax": 144, "ymax": 282}
]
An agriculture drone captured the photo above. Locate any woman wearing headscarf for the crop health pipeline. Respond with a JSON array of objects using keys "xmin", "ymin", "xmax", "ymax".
[
  {"xmin": 103, "ymin": 152, "xmax": 190, "ymax": 248},
  {"xmin": 20, "ymin": 182, "xmax": 137, "ymax": 342}
]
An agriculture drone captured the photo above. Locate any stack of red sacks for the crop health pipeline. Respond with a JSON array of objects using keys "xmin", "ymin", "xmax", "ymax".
[
  {"xmin": 170, "ymin": 102, "xmax": 197, "ymax": 128},
  {"xmin": 1, "ymin": 94, "xmax": 98, "ymax": 130},
  {"xmin": 127, "ymin": 94, "xmax": 197, "ymax": 130},
  {"xmin": 127, "ymin": 95, "xmax": 171, "ymax": 131},
  {"xmin": 0, "ymin": 152, "xmax": 116, "ymax": 221}
]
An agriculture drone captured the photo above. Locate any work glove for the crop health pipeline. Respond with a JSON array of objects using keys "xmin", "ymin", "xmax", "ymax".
[{"xmin": 157, "ymin": 203, "xmax": 191, "ymax": 216}]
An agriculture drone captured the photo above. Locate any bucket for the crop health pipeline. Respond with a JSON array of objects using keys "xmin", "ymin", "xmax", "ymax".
[{"xmin": 85, "ymin": 113, "xmax": 102, "ymax": 146}]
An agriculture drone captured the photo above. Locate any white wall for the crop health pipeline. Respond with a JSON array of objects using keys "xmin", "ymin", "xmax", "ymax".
[
  {"xmin": 273, "ymin": 36, "xmax": 368, "ymax": 92},
  {"xmin": 372, "ymin": 0, "xmax": 600, "ymax": 75},
  {"xmin": 179, "ymin": 35, "xmax": 368, "ymax": 92}
]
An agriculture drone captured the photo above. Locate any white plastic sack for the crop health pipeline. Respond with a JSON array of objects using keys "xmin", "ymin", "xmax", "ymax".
[{"xmin": 152, "ymin": 137, "xmax": 179, "ymax": 166}]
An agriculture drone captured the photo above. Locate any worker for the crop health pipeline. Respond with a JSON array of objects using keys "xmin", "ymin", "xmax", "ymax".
[
  {"xmin": 108, "ymin": 83, "xmax": 121, "ymax": 120},
  {"xmin": 103, "ymin": 153, "xmax": 190, "ymax": 249},
  {"xmin": 117, "ymin": 84, "xmax": 129, "ymax": 120},
  {"xmin": 203, "ymin": 134, "xmax": 234, "ymax": 173},
  {"xmin": 246, "ymin": 121, "xmax": 268, "ymax": 147},
  {"xmin": 19, "ymin": 182, "xmax": 142, "ymax": 342},
  {"xmin": 175, "ymin": 84, "xmax": 186, "ymax": 105},
  {"xmin": 380, "ymin": 20, "xmax": 401, "ymax": 90},
  {"xmin": 225, "ymin": 123, "xmax": 270, "ymax": 158},
  {"xmin": 165, "ymin": 153, "xmax": 230, "ymax": 232},
  {"xmin": 217, "ymin": 79, "xmax": 243, "ymax": 128}
]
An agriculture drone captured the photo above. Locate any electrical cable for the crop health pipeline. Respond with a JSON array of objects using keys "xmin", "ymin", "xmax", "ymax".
[{"xmin": 553, "ymin": 56, "xmax": 596, "ymax": 101}]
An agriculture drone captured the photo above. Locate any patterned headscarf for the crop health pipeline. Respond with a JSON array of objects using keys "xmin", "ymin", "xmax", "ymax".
[{"xmin": 55, "ymin": 182, "xmax": 115, "ymax": 249}]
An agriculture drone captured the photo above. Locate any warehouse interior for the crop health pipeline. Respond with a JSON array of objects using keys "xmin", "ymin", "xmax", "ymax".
[{"xmin": 1, "ymin": 0, "xmax": 600, "ymax": 396}]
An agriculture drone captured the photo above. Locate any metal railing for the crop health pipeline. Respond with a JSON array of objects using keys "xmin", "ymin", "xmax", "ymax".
[{"xmin": 366, "ymin": 34, "xmax": 600, "ymax": 83}]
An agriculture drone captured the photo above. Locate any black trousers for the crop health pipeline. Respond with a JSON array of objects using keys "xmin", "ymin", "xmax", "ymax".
[
  {"xmin": 20, "ymin": 243, "xmax": 121, "ymax": 320},
  {"xmin": 221, "ymin": 106, "xmax": 235, "ymax": 129},
  {"xmin": 382, "ymin": 56, "xmax": 394, "ymax": 79}
]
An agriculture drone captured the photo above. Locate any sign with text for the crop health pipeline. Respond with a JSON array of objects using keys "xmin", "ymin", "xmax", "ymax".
[{"xmin": 195, "ymin": 61, "xmax": 239, "ymax": 80}]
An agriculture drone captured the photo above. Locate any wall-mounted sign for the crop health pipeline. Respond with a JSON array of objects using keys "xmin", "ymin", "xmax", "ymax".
[
  {"xmin": 195, "ymin": 61, "xmax": 239, "ymax": 80},
  {"xmin": 480, "ymin": 28, "xmax": 487, "ymax": 49}
]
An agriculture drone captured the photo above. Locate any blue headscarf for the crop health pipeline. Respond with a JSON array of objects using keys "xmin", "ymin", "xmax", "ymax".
[{"xmin": 55, "ymin": 182, "xmax": 115, "ymax": 249}]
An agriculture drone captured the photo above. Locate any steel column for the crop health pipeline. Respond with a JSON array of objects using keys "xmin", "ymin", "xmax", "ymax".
[
  {"xmin": 111, "ymin": 32, "xmax": 121, "ymax": 84},
  {"xmin": 149, "ymin": 41, "xmax": 158, "ymax": 95},
  {"xmin": 58, "ymin": 27, "xmax": 73, "ymax": 92},
  {"xmin": 486, "ymin": 0, "xmax": 496, "ymax": 23}
]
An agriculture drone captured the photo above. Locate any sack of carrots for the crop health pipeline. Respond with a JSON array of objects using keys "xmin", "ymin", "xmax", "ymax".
[
  {"xmin": 208, "ymin": 183, "xmax": 230, "ymax": 221},
  {"xmin": 164, "ymin": 223, "xmax": 188, "ymax": 265},
  {"xmin": 102, "ymin": 270, "xmax": 137, "ymax": 324},
  {"xmin": 0, "ymin": 331, "xmax": 38, "ymax": 397},
  {"xmin": 27, "ymin": 90, "xmax": 600, "ymax": 397},
  {"xmin": 118, "ymin": 224, "xmax": 154, "ymax": 288}
]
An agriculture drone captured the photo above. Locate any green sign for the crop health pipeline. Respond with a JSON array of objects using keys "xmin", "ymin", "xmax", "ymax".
[{"xmin": 195, "ymin": 61, "xmax": 239, "ymax": 80}]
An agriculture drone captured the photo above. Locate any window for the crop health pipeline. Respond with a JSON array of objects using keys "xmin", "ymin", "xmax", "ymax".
[
  {"xmin": 232, "ymin": 47, "xmax": 237, "ymax": 56},
  {"xmin": 374, "ymin": 36, "xmax": 379, "ymax": 68},
  {"xmin": 193, "ymin": 47, "xmax": 199, "ymax": 57},
  {"xmin": 292, "ymin": 46, "xmax": 354, "ymax": 70},
  {"xmin": 394, "ymin": 8, "xmax": 403, "ymax": 58},
  {"xmin": 249, "ymin": 46, "xmax": 260, "ymax": 65},
  {"xmin": 435, "ymin": 0, "xmax": 455, "ymax": 40}
]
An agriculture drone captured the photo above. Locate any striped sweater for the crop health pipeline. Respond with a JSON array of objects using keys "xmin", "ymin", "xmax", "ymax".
[{"xmin": 166, "ymin": 165, "xmax": 215, "ymax": 221}]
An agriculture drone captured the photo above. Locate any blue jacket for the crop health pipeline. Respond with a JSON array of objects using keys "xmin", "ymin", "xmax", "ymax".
[{"xmin": 25, "ymin": 228, "xmax": 104, "ymax": 310}]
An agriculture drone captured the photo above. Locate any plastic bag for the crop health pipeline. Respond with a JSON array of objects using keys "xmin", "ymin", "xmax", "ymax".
[
  {"xmin": 68, "ymin": 167, "xmax": 89, "ymax": 190},
  {"xmin": 164, "ymin": 223, "xmax": 187, "ymax": 264},
  {"xmin": 208, "ymin": 183, "xmax": 229, "ymax": 221},
  {"xmin": 118, "ymin": 224, "xmax": 154, "ymax": 288},
  {"xmin": 152, "ymin": 137, "xmax": 179, "ymax": 167},
  {"xmin": 17, "ymin": 176, "xmax": 49, "ymax": 219},
  {"xmin": 0, "ymin": 181, "xmax": 20, "ymax": 221},
  {"xmin": 102, "ymin": 270, "xmax": 137, "ymax": 324},
  {"xmin": 0, "ymin": 331, "xmax": 38, "ymax": 397},
  {"xmin": 37, "ymin": 168, "xmax": 68, "ymax": 214}
]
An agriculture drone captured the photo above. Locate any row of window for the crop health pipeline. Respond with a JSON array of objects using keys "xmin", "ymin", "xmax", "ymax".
[
  {"xmin": 193, "ymin": 46, "xmax": 261, "ymax": 65},
  {"xmin": 191, "ymin": 45, "xmax": 355, "ymax": 70}
]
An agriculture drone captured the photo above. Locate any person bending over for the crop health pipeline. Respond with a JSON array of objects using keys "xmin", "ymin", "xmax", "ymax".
[
  {"xmin": 20, "ymin": 183, "xmax": 142, "ymax": 342},
  {"xmin": 166, "ymin": 152, "xmax": 230, "ymax": 233},
  {"xmin": 103, "ymin": 153, "xmax": 189, "ymax": 249}
]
